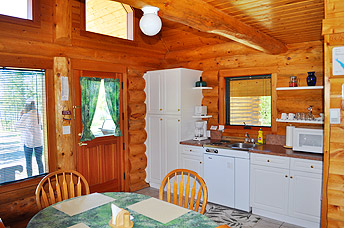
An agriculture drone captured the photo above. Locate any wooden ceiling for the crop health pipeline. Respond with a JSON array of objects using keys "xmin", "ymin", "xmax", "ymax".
[
  {"xmin": 203, "ymin": 0, "xmax": 324, "ymax": 44},
  {"xmin": 115, "ymin": 0, "xmax": 324, "ymax": 54}
]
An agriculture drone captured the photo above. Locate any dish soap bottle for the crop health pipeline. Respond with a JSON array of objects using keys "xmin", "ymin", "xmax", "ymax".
[{"xmin": 258, "ymin": 128, "xmax": 264, "ymax": 144}]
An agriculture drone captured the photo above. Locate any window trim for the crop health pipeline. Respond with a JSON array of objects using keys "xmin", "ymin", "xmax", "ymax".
[
  {"xmin": 0, "ymin": 0, "xmax": 41, "ymax": 28},
  {"xmin": 225, "ymin": 74, "xmax": 272, "ymax": 127},
  {"xmin": 219, "ymin": 69, "xmax": 277, "ymax": 134},
  {"xmin": 79, "ymin": 0, "xmax": 137, "ymax": 45}
]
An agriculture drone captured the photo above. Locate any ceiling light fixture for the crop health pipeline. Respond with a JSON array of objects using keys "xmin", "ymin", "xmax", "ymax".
[{"xmin": 139, "ymin": 6, "xmax": 162, "ymax": 36}]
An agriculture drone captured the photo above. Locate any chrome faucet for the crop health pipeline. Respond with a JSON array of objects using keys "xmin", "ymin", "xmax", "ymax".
[{"xmin": 245, "ymin": 132, "xmax": 251, "ymax": 143}]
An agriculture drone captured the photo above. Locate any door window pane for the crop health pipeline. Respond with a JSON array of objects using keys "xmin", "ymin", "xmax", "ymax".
[
  {"xmin": 90, "ymin": 79, "xmax": 116, "ymax": 137},
  {"xmin": 0, "ymin": 68, "xmax": 46, "ymax": 184}
]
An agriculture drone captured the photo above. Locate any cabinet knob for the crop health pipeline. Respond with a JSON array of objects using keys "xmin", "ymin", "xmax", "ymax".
[
  {"xmin": 311, "ymin": 165, "xmax": 314, "ymax": 168},
  {"xmin": 178, "ymin": 120, "xmax": 180, "ymax": 122},
  {"xmin": 200, "ymin": 161, "xmax": 202, "ymax": 164},
  {"xmin": 190, "ymin": 149, "xmax": 192, "ymax": 152},
  {"xmin": 178, "ymin": 109, "xmax": 180, "ymax": 111},
  {"xmin": 160, "ymin": 109, "xmax": 162, "ymax": 111},
  {"xmin": 160, "ymin": 118, "xmax": 162, "ymax": 121},
  {"xmin": 267, "ymin": 160, "xmax": 270, "ymax": 162},
  {"xmin": 285, "ymin": 175, "xmax": 288, "ymax": 178},
  {"xmin": 290, "ymin": 176, "xmax": 293, "ymax": 179}
]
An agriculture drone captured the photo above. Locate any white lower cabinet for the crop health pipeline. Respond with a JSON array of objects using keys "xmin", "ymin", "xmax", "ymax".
[
  {"xmin": 250, "ymin": 153, "xmax": 322, "ymax": 228},
  {"xmin": 146, "ymin": 115, "xmax": 181, "ymax": 188},
  {"xmin": 180, "ymin": 145, "xmax": 204, "ymax": 177}
]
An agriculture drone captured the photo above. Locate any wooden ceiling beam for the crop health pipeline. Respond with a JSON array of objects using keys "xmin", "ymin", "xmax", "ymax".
[{"xmin": 113, "ymin": 0, "xmax": 288, "ymax": 54}]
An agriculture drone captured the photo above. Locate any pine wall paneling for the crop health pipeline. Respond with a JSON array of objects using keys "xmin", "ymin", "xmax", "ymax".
[{"xmin": 322, "ymin": 0, "xmax": 344, "ymax": 226}]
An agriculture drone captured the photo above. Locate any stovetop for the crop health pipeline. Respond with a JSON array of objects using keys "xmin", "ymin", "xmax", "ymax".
[{"xmin": 203, "ymin": 140, "xmax": 234, "ymax": 148}]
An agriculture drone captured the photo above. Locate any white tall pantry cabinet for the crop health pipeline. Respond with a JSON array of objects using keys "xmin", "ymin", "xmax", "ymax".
[{"xmin": 144, "ymin": 68, "xmax": 203, "ymax": 188}]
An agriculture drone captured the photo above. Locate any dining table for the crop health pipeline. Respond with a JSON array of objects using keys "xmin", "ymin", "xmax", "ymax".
[{"xmin": 27, "ymin": 192, "xmax": 218, "ymax": 228}]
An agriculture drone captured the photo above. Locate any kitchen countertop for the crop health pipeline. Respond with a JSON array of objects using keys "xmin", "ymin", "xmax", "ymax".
[{"xmin": 180, "ymin": 140, "xmax": 323, "ymax": 161}]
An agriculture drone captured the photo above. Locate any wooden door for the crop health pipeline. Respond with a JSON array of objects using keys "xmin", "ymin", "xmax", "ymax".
[{"xmin": 74, "ymin": 70, "xmax": 124, "ymax": 193}]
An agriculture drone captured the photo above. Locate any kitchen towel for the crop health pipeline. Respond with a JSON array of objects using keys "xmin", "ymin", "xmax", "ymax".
[{"xmin": 286, "ymin": 125, "xmax": 295, "ymax": 147}]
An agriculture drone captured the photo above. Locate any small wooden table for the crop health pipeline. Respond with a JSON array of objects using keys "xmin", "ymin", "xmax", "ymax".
[{"xmin": 27, "ymin": 192, "xmax": 218, "ymax": 228}]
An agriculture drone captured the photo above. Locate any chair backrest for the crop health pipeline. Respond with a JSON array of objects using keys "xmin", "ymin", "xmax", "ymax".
[
  {"xmin": 35, "ymin": 170, "xmax": 90, "ymax": 210},
  {"xmin": 159, "ymin": 169, "xmax": 208, "ymax": 214},
  {"xmin": 0, "ymin": 218, "xmax": 5, "ymax": 228}
]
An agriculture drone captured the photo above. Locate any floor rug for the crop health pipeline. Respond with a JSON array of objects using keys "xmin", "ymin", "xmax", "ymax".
[{"xmin": 204, "ymin": 203, "xmax": 261, "ymax": 227}]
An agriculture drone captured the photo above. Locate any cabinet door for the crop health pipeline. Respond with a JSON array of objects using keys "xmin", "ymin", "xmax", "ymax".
[
  {"xmin": 181, "ymin": 154, "xmax": 204, "ymax": 177},
  {"xmin": 147, "ymin": 115, "xmax": 164, "ymax": 185},
  {"xmin": 163, "ymin": 70, "xmax": 181, "ymax": 115},
  {"xmin": 250, "ymin": 164, "xmax": 289, "ymax": 215},
  {"xmin": 146, "ymin": 71, "xmax": 163, "ymax": 114},
  {"xmin": 163, "ymin": 116, "xmax": 181, "ymax": 175},
  {"xmin": 288, "ymin": 170, "xmax": 322, "ymax": 222}
]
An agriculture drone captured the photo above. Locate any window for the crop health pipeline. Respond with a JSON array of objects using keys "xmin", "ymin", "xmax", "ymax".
[
  {"xmin": 85, "ymin": 0, "xmax": 133, "ymax": 40},
  {"xmin": 0, "ymin": 0, "xmax": 33, "ymax": 20},
  {"xmin": 225, "ymin": 75, "xmax": 271, "ymax": 127},
  {"xmin": 0, "ymin": 68, "xmax": 47, "ymax": 184}
]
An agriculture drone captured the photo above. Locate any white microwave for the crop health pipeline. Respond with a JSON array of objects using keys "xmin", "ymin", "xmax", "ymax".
[{"xmin": 292, "ymin": 127, "xmax": 324, "ymax": 153}]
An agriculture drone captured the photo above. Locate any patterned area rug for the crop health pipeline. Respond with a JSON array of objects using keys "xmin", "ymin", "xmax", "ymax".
[{"xmin": 204, "ymin": 202, "xmax": 261, "ymax": 227}]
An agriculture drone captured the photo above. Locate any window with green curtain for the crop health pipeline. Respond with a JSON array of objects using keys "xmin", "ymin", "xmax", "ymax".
[
  {"xmin": 225, "ymin": 75, "xmax": 271, "ymax": 127},
  {"xmin": 80, "ymin": 77, "xmax": 122, "ymax": 142}
]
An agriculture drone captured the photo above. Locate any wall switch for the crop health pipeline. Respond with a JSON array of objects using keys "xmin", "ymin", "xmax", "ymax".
[{"xmin": 330, "ymin": 108, "xmax": 341, "ymax": 124}]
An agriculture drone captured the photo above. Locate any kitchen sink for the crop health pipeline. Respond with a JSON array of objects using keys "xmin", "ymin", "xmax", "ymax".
[{"xmin": 230, "ymin": 142, "xmax": 256, "ymax": 151}]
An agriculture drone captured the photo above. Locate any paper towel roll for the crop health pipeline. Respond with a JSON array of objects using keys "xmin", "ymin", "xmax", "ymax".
[{"xmin": 286, "ymin": 126, "xmax": 295, "ymax": 147}]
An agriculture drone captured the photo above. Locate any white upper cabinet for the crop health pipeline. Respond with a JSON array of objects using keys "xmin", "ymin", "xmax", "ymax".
[
  {"xmin": 145, "ymin": 68, "xmax": 202, "ymax": 116},
  {"xmin": 163, "ymin": 70, "xmax": 181, "ymax": 115},
  {"xmin": 146, "ymin": 71, "xmax": 163, "ymax": 114}
]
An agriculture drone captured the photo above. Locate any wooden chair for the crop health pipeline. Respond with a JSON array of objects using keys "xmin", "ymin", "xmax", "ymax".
[
  {"xmin": 35, "ymin": 170, "xmax": 90, "ymax": 210},
  {"xmin": 0, "ymin": 218, "xmax": 5, "ymax": 228},
  {"xmin": 159, "ymin": 169, "xmax": 208, "ymax": 214}
]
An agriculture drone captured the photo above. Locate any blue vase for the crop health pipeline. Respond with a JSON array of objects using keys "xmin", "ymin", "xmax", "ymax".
[{"xmin": 307, "ymin": 72, "xmax": 316, "ymax": 86}]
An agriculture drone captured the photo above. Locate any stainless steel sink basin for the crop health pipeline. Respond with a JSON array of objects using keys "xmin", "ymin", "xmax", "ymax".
[{"xmin": 230, "ymin": 143, "xmax": 256, "ymax": 151}]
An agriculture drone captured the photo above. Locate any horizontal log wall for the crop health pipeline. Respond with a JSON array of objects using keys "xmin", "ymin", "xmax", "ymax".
[
  {"xmin": 163, "ymin": 41, "xmax": 324, "ymax": 139},
  {"xmin": 127, "ymin": 68, "xmax": 149, "ymax": 192}
]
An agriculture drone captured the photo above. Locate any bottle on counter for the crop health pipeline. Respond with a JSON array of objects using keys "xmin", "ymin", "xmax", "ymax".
[{"xmin": 258, "ymin": 128, "xmax": 264, "ymax": 144}]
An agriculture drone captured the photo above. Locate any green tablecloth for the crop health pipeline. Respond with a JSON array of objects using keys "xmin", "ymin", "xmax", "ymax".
[{"xmin": 27, "ymin": 192, "xmax": 218, "ymax": 228}]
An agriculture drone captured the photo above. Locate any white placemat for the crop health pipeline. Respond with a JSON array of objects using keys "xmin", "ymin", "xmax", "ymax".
[
  {"xmin": 53, "ymin": 193, "xmax": 115, "ymax": 216},
  {"xmin": 67, "ymin": 223, "xmax": 90, "ymax": 228},
  {"xmin": 127, "ymin": 198, "xmax": 190, "ymax": 224}
]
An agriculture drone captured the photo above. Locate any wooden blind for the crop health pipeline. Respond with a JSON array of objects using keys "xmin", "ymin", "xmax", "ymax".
[{"xmin": 226, "ymin": 75, "xmax": 271, "ymax": 126}]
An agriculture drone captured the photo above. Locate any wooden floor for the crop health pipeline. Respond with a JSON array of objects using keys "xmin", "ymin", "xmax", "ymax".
[{"xmin": 135, "ymin": 187, "xmax": 303, "ymax": 228}]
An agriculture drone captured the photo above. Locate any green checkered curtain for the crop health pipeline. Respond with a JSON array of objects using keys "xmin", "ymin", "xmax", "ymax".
[
  {"xmin": 104, "ymin": 78, "xmax": 122, "ymax": 136},
  {"xmin": 80, "ymin": 77, "xmax": 101, "ymax": 142}
]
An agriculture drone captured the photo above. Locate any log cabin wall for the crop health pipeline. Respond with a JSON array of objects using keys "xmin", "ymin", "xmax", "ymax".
[
  {"xmin": 322, "ymin": 0, "xmax": 344, "ymax": 227},
  {"xmin": 163, "ymin": 40, "xmax": 324, "ymax": 139},
  {"xmin": 0, "ymin": 0, "xmax": 165, "ymax": 227}
]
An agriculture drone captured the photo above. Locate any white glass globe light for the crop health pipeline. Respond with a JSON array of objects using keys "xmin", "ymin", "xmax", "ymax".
[{"xmin": 139, "ymin": 6, "xmax": 162, "ymax": 36}]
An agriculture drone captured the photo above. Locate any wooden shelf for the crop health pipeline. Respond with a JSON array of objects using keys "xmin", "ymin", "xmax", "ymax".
[
  {"xmin": 192, "ymin": 87, "xmax": 213, "ymax": 90},
  {"xmin": 276, "ymin": 86, "xmax": 323, "ymax": 91},
  {"xmin": 276, "ymin": 119, "xmax": 323, "ymax": 124},
  {"xmin": 192, "ymin": 115, "xmax": 213, "ymax": 118}
]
